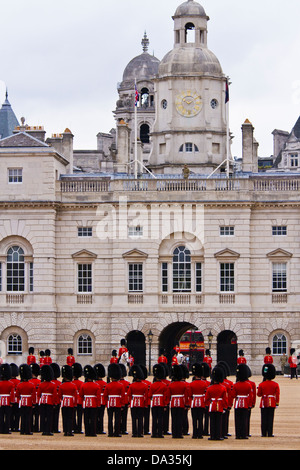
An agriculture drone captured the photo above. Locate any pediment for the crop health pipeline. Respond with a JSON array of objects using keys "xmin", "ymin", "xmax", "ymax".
[
  {"xmin": 267, "ymin": 248, "xmax": 293, "ymax": 259},
  {"xmin": 214, "ymin": 248, "xmax": 240, "ymax": 260},
  {"xmin": 0, "ymin": 132, "xmax": 49, "ymax": 148},
  {"xmin": 71, "ymin": 249, "xmax": 97, "ymax": 259},
  {"xmin": 122, "ymin": 249, "xmax": 148, "ymax": 259}
]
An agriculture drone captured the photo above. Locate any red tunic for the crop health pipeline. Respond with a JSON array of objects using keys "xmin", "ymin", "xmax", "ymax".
[
  {"xmin": 128, "ymin": 381, "xmax": 148, "ymax": 408},
  {"xmin": 288, "ymin": 355, "xmax": 297, "ymax": 368},
  {"xmin": 37, "ymin": 381, "xmax": 58, "ymax": 405},
  {"xmin": 72, "ymin": 378, "xmax": 83, "ymax": 406},
  {"xmin": 119, "ymin": 378, "xmax": 130, "ymax": 406},
  {"xmin": 203, "ymin": 356, "xmax": 212, "ymax": 369},
  {"xmin": 149, "ymin": 380, "xmax": 170, "ymax": 407},
  {"xmin": 27, "ymin": 355, "xmax": 36, "ymax": 365},
  {"xmin": 158, "ymin": 355, "xmax": 168, "ymax": 364},
  {"xmin": 103, "ymin": 381, "xmax": 125, "ymax": 408},
  {"xmin": 118, "ymin": 346, "xmax": 128, "ymax": 358},
  {"xmin": 264, "ymin": 355, "xmax": 273, "ymax": 364},
  {"xmin": 168, "ymin": 380, "xmax": 189, "ymax": 408},
  {"xmin": 0, "ymin": 380, "xmax": 15, "ymax": 406},
  {"xmin": 237, "ymin": 357, "xmax": 247, "ymax": 365},
  {"xmin": 232, "ymin": 381, "xmax": 252, "ymax": 409},
  {"xmin": 257, "ymin": 380, "xmax": 280, "ymax": 408},
  {"xmin": 80, "ymin": 381, "xmax": 101, "ymax": 408},
  {"xmin": 58, "ymin": 381, "xmax": 78, "ymax": 408},
  {"xmin": 29, "ymin": 377, "xmax": 41, "ymax": 405},
  {"xmin": 95, "ymin": 379, "xmax": 107, "ymax": 406},
  {"xmin": 66, "ymin": 355, "xmax": 75, "ymax": 367},
  {"xmin": 205, "ymin": 383, "xmax": 228, "ymax": 412},
  {"xmin": 43, "ymin": 356, "xmax": 52, "ymax": 365},
  {"xmin": 188, "ymin": 378, "xmax": 209, "ymax": 408},
  {"xmin": 9, "ymin": 377, "xmax": 20, "ymax": 405},
  {"xmin": 16, "ymin": 381, "xmax": 35, "ymax": 407},
  {"xmin": 110, "ymin": 357, "xmax": 119, "ymax": 364}
]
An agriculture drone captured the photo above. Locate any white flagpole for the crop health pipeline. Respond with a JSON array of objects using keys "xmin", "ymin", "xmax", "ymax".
[
  {"xmin": 226, "ymin": 77, "xmax": 230, "ymax": 179},
  {"xmin": 134, "ymin": 79, "xmax": 138, "ymax": 180}
]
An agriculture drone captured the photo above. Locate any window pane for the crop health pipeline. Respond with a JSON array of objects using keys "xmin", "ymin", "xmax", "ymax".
[
  {"xmin": 173, "ymin": 246, "xmax": 191, "ymax": 292},
  {"xmin": 6, "ymin": 246, "xmax": 25, "ymax": 292},
  {"xmin": 272, "ymin": 263, "xmax": 287, "ymax": 292},
  {"xmin": 220, "ymin": 263, "xmax": 234, "ymax": 292},
  {"xmin": 78, "ymin": 264, "xmax": 92, "ymax": 292},
  {"xmin": 129, "ymin": 263, "xmax": 143, "ymax": 292}
]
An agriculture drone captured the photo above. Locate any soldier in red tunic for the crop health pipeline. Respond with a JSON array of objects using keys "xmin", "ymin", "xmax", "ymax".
[
  {"xmin": 58, "ymin": 365, "xmax": 78, "ymax": 436},
  {"xmin": 110, "ymin": 350, "xmax": 119, "ymax": 364},
  {"xmin": 237, "ymin": 350, "xmax": 247, "ymax": 365},
  {"xmin": 168, "ymin": 364, "xmax": 189, "ymax": 439},
  {"xmin": 27, "ymin": 347, "xmax": 36, "ymax": 366},
  {"xmin": 158, "ymin": 349, "xmax": 168, "ymax": 364},
  {"xmin": 104, "ymin": 363, "xmax": 125, "ymax": 437},
  {"xmin": 205, "ymin": 366, "xmax": 227, "ymax": 440},
  {"xmin": 66, "ymin": 348, "xmax": 75, "ymax": 367},
  {"xmin": 217, "ymin": 361, "xmax": 233, "ymax": 438},
  {"xmin": 288, "ymin": 348, "xmax": 298, "ymax": 379},
  {"xmin": 16, "ymin": 364, "xmax": 35, "ymax": 435},
  {"xmin": 128, "ymin": 365, "xmax": 148, "ymax": 437},
  {"xmin": 50, "ymin": 363, "xmax": 61, "ymax": 433},
  {"xmin": 72, "ymin": 363, "xmax": 84, "ymax": 434},
  {"xmin": 9, "ymin": 363, "xmax": 20, "ymax": 432},
  {"xmin": 189, "ymin": 363, "xmax": 209, "ymax": 439},
  {"xmin": 94, "ymin": 363, "xmax": 107, "ymax": 435},
  {"xmin": 37, "ymin": 365, "xmax": 58, "ymax": 435},
  {"xmin": 80, "ymin": 365, "xmax": 101, "ymax": 436},
  {"xmin": 0, "ymin": 364, "xmax": 15, "ymax": 434},
  {"xmin": 44, "ymin": 349, "xmax": 52, "ymax": 365},
  {"xmin": 39, "ymin": 350, "xmax": 45, "ymax": 367},
  {"xmin": 203, "ymin": 349, "xmax": 213, "ymax": 372},
  {"xmin": 232, "ymin": 363, "xmax": 253, "ymax": 439},
  {"xmin": 149, "ymin": 363, "xmax": 170, "ymax": 439},
  {"xmin": 118, "ymin": 339, "xmax": 128, "ymax": 359},
  {"xmin": 264, "ymin": 347, "xmax": 273, "ymax": 364},
  {"xmin": 257, "ymin": 363, "xmax": 280, "ymax": 437},
  {"xmin": 29, "ymin": 363, "xmax": 41, "ymax": 432},
  {"xmin": 119, "ymin": 363, "xmax": 130, "ymax": 435}
]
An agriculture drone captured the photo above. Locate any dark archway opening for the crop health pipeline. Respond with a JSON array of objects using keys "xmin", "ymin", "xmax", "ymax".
[
  {"xmin": 140, "ymin": 123, "xmax": 150, "ymax": 144},
  {"xmin": 126, "ymin": 330, "xmax": 146, "ymax": 366},
  {"xmin": 217, "ymin": 330, "xmax": 237, "ymax": 375}
]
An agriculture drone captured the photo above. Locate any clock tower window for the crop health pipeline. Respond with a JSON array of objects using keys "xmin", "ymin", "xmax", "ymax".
[{"xmin": 185, "ymin": 23, "xmax": 195, "ymax": 43}]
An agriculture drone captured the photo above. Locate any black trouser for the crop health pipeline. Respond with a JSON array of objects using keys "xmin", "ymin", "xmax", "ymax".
[
  {"xmin": 120, "ymin": 404, "xmax": 128, "ymax": 434},
  {"xmin": 10, "ymin": 403, "xmax": 20, "ymax": 431},
  {"xmin": 62, "ymin": 407, "xmax": 75, "ymax": 435},
  {"xmin": 52, "ymin": 404, "xmax": 60, "ymax": 433},
  {"xmin": 163, "ymin": 405, "xmax": 170, "ymax": 434},
  {"xmin": 290, "ymin": 367, "xmax": 298, "ymax": 379},
  {"xmin": 40, "ymin": 404, "xmax": 53, "ymax": 435},
  {"xmin": 191, "ymin": 408, "xmax": 204, "ymax": 438},
  {"xmin": 131, "ymin": 407, "xmax": 144, "ymax": 436},
  {"xmin": 107, "ymin": 407, "xmax": 121, "ymax": 437},
  {"xmin": 261, "ymin": 408, "xmax": 275, "ymax": 437},
  {"xmin": 171, "ymin": 407, "xmax": 184, "ymax": 438},
  {"xmin": 32, "ymin": 405, "xmax": 40, "ymax": 432},
  {"xmin": 143, "ymin": 406, "xmax": 150, "ymax": 434},
  {"xmin": 234, "ymin": 408, "xmax": 249, "ymax": 439},
  {"xmin": 209, "ymin": 411, "xmax": 223, "ymax": 440},
  {"xmin": 151, "ymin": 407, "xmax": 164, "ymax": 437},
  {"xmin": 0, "ymin": 406, "xmax": 11, "ymax": 434},
  {"xmin": 20, "ymin": 407, "xmax": 33, "ymax": 434},
  {"xmin": 83, "ymin": 407, "xmax": 97, "ymax": 436},
  {"xmin": 222, "ymin": 408, "xmax": 230, "ymax": 437},
  {"xmin": 203, "ymin": 407, "xmax": 209, "ymax": 435},
  {"xmin": 96, "ymin": 405, "xmax": 105, "ymax": 434},
  {"xmin": 74, "ymin": 404, "xmax": 83, "ymax": 433}
]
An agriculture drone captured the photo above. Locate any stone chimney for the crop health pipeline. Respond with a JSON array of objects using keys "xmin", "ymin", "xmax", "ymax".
[
  {"xmin": 242, "ymin": 119, "xmax": 258, "ymax": 173},
  {"xmin": 46, "ymin": 128, "xmax": 74, "ymax": 173},
  {"xmin": 116, "ymin": 120, "xmax": 131, "ymax": 173},
  {"xmin": 272, "ymin": 129, "xmax": 289, "ymax": 160}
]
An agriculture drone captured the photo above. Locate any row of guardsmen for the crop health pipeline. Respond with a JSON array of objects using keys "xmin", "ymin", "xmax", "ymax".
[{"xmin": 0, "ymin": 356, "xmax": 280, "ymax": 440}]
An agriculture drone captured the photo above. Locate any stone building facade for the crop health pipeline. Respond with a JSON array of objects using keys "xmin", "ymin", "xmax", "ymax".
[{"xmin": 0, "ymin": 0, "xmax": 300, "ymax": 374}]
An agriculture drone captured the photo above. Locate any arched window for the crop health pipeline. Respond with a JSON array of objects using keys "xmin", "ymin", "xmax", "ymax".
[
  {"xmin": 173, "ymin": 246, "xmax": 191, "ymax": 292},
  {"xmin": 78, "ymin": 334, "xmax": 92, "ymax": 355},
  {"xmin": 140, "ymin": 124, "xmax": 150, "ymax": 144},
  {"xmin": 272, "ymin": 333, "xmax": 287, "ymax": 355},
  {"xmin": 141, "ymin": 88, "xmax": 149, "ymax": 108},
  {"xmin": 7, "ymin": 246, "xmax": 25, "ymax": 292},
  {"xmin": 185, "ymin": 23, "xmax": 196, "ymax": 43},
  {"xmin": 7, "ymin": 333, "xmax": 22, "ymax": 355}
]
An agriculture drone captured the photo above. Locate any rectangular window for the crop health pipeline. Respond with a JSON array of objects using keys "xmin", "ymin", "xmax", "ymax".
[
  {"xmin": 78, "ymin": 264, "xmax": 92, "ymax": 293},
  {"xmin": 272, "ymin": 226, "xmax": 287, "ymax": 236},
  {"xmin": 161, "ymin": 262, "xmax": 168, "ymax": 292},
  {"xmin": 29, "ymin": 263, "xmax": 34, "ymax": 292},
  {"xmin": 78, "ymin": 227, "xmax": 93, "ymax": 237},
  {"xmin": 185, "ymin": 143, "xmax": 193, "ymax": 152},
  {"xmin": 128, "ymin": 263, "xmax": 143, "ymax": 292},
  {"xmin": 195, "ymin": 263, "xmax": 202, "ymax": 292},
  {"xmin": 272, "ymin": 263, "xmax": 287, "ymax": 292},
  {"xmin": 290, "ymin": 154, "xmax": 299, "ymax": 167},
  {"xmin": 128, "ymin": 226, "xmax": 143, "ymax": 238},
  {"xmin": 220, "ymin": 226, "xmax": 235, "ymax": 236},
  {"xmin": 220, "ymin": 263, "xmax": 235, "ymax": 292},
  {"xmin": 8, "ymin": 168, "xmax": 23, "ymax": 183}
]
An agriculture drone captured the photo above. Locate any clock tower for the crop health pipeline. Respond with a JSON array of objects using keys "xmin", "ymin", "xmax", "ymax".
[{"xmin": 149, "ymin": 0, "xmax": 230, "ymax": 175}]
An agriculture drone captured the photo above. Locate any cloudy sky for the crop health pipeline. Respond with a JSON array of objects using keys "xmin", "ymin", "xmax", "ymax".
[{"xmin": 1, "ymin": 0, "xmax": 300, "ymax": 158}]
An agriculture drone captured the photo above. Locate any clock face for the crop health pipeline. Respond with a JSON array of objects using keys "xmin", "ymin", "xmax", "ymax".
[{"xmin": 175, "ymin": 90, "xmax": 203, "ymax": 118}]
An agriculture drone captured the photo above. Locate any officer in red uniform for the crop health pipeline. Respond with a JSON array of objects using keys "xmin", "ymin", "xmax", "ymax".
[
  {"xmin": 39, "ymin": 351, "xmax": 45, "ymax": 367},
  {"xmin": 37, "ymin": 365, "xmax": 58, "ymax": 435},
  {"xmin": 217, "ymin": 361, "xmax": 233, "ymax": 438},
  {"xmin": 161, "ymin": 363, "xmax": 171, "ymax": 436},
  {"xmin": 128, "ymin": 365, "xmax": 148, "ymax": 437},
  {"xmin": 168, "ymin": 364, "xmax": 189, "ymax": 439},
  {"xmin": 189, "ymin": 363, "xmax": 209, "ymax": 439},
  {"xmin": 288, "ymin": 348, "xmax": 298, "ymax": 379},
  {"xmin": 44, "ymin": 349, "xmax": 52, "ymax": 365},
  {"xmin": 205, "ymin": 366, "xmax": 227, "ymax": 440},
  {"xmin": 149, "ymin": 363, "xmax": 170, "ymax": 438},
  {"xmin": 257, "ymin": 363, "xmax": 280, "ymax": 437},
  {"xmin": 140, "ymin": 364, "xmax": 151, "ymax": 435},
  {"xmin": 158, "ymin": 349, "xmax": 168, "ymax": 364},
  {"xmin": 110, "ymin": 350, "xmax": 119, "ymax": 364},
  {"xmin": 264, "ymin": 347, "xmax": 273, "ymax": 364},
  {"xmin": 232, "ymin": 363, "xmax": 253, "ymax": 439},
  {"xmin": 94, "ymin": 363, "xmax": 107, "ymax": 435},
  {"xmin": 104, "ymin": 363, "xmax": 125, "ymax": 437},
  {"xmin": 119, "ymin": 363, "xmax": 130, "ymax": 435},
  {"xmin": 80, "ymin": 365, "xmax": 101, "ymax": 436},
  {"xmin": 0, "ymin": 364, "xmax": 15, "ymax": 434},
  {"xmin": 58, "ymin": 365, "xmax": 78, "ymax": 436},
  {"xmin": 237, "ymin": 350, "xmax": 247, "ymax": 365},
  {"xmin": 16, "ymin": 364, "xmax": 35, "ymax": 435},
  {"xmin": 27, "ymin": 347, "xmax": 36, "ymax": 366},
  {"xmin": 9, "ymin": 363, "xmax": 20, "ymax": 432},
  {"xmin": 66, "ymin": 348, "xmax": 76, "ymax": 367},
  {"xmin": 50, "ymin": 363, "xmax": 61, "ymax": 433},
  {"xmin": 29, "ymin": 363, "xmax": 41, "ymax": 432},
  {"xmin": 118, "ymin": 339, "xmax": 128, "ymax": 359},
  {"xmin": 72, "ymin": 363, "xmax": 84, "ymax": 434}
]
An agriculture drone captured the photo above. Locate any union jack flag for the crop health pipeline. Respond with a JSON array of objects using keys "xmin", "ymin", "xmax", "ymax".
[{"xmin": 135, "ymin": 83, "xmax": 139, "ymax": 107}]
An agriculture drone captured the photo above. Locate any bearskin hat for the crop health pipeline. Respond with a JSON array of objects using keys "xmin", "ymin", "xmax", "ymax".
[
  {"xmin": 236, "ymin": 363, "xmax": 249, "ymax": 382},
  {"xmin": 246, "ymin": 365, "xmax": 252, "ymax": 378},
  {"xmin": 159, "ymin": 348, "xmax": 165, "ymax": 355},
  {"xmin": 120, "ymin": 338, "xmax": 126, "ymax": 346},
  {"xmin": 171, "ymin": 364, "xmax": 183, "ymax": 381},
  {"xmin": 262, "ymin": 363, "xmax": 276, "ymax": 380},
  {"xmin": 205, "ymin": 349, "xmax": 211, "ymax": 356},
  {"xmin": 139, "ymin": 364, "xmax": 148, "ymax": 380},
  {"xmin": 211, "ymin": 366, "xmax": 224, "ymax": 384},
  {"xmin": 192, "ymin": 362, "xmax": 203, "ymax": 378},
  {"xmin": 290, "ymin": 348, "xmax": 296, "ymax": 355},
  {"xmin": 239, "ymin": 350, "xmax": 244, "ymax": 356},
  {"xmin": 41, "ymin": 365, "xmax": 54, "ymax": 382},
  {"xmin": 68, "ymin": 348, "xmax": 73, "ymax": 355},
  {"xmin": 130, "ymin": 364, "xmax": 144, "ymax": 380},
  {"xmin": 28, "ymin": 347, "xmax": 35, "ymax": 354},
  {"xmin": 39, "ymin": 350, "xmax": 45, "ymax": 357},
  {"xmin": 111, "ymin": 350, "xmax": 117, "ymax": 357},
  {"xmin": 30, "ymin": 363, "xmax": 40, "ymax": 377},
  {"xmin": 10, "ymin": 363, "xmax": 19, "ymax": 378},
  {"xmin": 108, "ymin": 363, "xmax": 122, "ymax": 380},
  {"xmin": 72, "ymin": 362, "xmax": 82, "ymax": 379},
  {"xmin": 201, "ymin": 362, "xmax": 211, "ymax": 378},
  {"xmin": 62, "ymin": 365, "xmax": 73, "ymax": 381},
  {"xmin": 50, "ymin": 363, "xmax": 61, "ymax": 379},
  {"xmin": 94, "ymin": 363, "xmax": 106, "ymax": 379},
  {"xmin": 153, "ymin": 363, "xmax": 166, "ymax": 380},
  {"xmin": 180, "ymin": 364, "xmax": 190, "ymax": 379},
  {"xmin": 119, "ymin": 363, "xmax": 127, "ymax": 378},
  {"xmin": 266, "ymin": 347, "xmax": 271, "ymax": 355},
  {"xmin": 19, "ymin": 364, "xmax": 32, "ymax": 381},
  {"xmin": 218, "ymin": 361, "xmax": 230, "ymax": 378},
  {"xmin": 0, "ymin": 363, "xmax": 12, "ymax": 380},
  {"xmin": 45, "ymin": 349, "xmax": 51, "ymax": 356},
  {"xmin": 83, "ymin": 365, "xmax": 96, "ymax": 381}
]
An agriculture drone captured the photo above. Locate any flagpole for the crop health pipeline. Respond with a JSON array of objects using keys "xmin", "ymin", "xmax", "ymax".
[
  {"xmin": 226, "ymin": 76, "xmax": 230, "ymax": 179},
  {"xmin": 134, "ymin": 78, "xmax": 138, "ymax": 180}
]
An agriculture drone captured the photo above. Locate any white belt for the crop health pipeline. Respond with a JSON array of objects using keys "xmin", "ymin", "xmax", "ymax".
[
  {"xmin": 0, "ymin": 394, "xmax": 9, "ymax": 397},
  {"xmin": 192, "ymin": 394, "xmax": 205, "ymax": 398},
  {"xmin": 41, "ymin": 393, "xmax": 52, "ymax": 396},
  {"xmin": 237, "ymin": 395, "xmax": 248, "ymax": 398},
  {"xmin": 20, "ymin": 395, "xmax": 31, "ymax": 398},
  {"xmin": 109, "ymin": 395, "xmax": 121, "ymax": 398},
  {"xmin": 152, "ymin": 394, "xmax": 163, "ymax": 397},
  {"xmin": 62, "ymin": 395, "xmax": 74, "ymax": 399},
  {"xmin": 172, "ymin": 395, "xmax": 184, "ymax": 398},
  {"xmin": 84, "ymin": 395, "xmax": 96, "ymax": 398},
  {"xmin": 132, "ymin": 395, "xmax": 143, "ymax": 398}
]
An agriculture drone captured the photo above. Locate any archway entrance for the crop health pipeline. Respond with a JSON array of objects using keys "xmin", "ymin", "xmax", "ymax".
[
  {"xmin": 217, "ymin": 330, "xmax": 237, "ymax": 375},
  {"xmin": 159, "ymin": 322, "xmax": 204, "ymax": 368},
  {"xmin": 126, "ymin": 330, "xmax": 146, "ymax": 366}
]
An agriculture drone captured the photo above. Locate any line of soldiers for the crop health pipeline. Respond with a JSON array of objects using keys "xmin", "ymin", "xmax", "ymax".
[{"xmin": 0, "ymin": 350, "xmax": 280, "ymax": 440}]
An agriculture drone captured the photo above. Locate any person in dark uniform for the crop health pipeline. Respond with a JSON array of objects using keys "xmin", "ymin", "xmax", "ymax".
[
  {"xmin": 119, "ymin": 363, "xmax": 130, "ymax": 435},
  {"xmin": 104, "ymin": 363, "xmax": 125, "ymax": 437},
  {"xmin": 72, "ymin": 363, "xmax": 84, "ymax": 434},
  {"xmin": 29, "ymin": 363, "xmax": 41, "ymax": 432},
  {"xmin": 9, "ymin": 363, "xmax": 20, "ymax": 432},
  {"xmin": 94, "ymin": 363, "xmax": 107, "ymax": 435},
  {"xmin": 50, "ymin": 363, "xmax": 61, "ymax": 433},
  {"xmin": 257, "ymin": 363, "xmax": 280, "ymax": 437},
  {"xmin": 149, "ymin": 363, "xmax": 169, "ymax": 439},
  {"xmin": 80, "ymin": 365, "xmax": 100, "ymax": 437},
  {"xmin": 128, "ymin": 365, "xmax": 148, "ymax": 438},
  {"xmin": 168, "ymin": 364, "xmax": 189, "ymax": 439},
  {"xmin": 58, "ymin": 365, "xmax": 78, "ymax": 436},
  {"xmin": 205, "ymin": 366, "xmax": 227, "ymax": 441},
  {"xmin": 232, "ymin": 363, "xmax": 252, "ymax": 439},
  {"xmin": 37, "ymin": 365, "xmax": 57, "ymax": 436},
  {"xmin": 189, "ymin": 363, "xmax": 209, "ymax": 439}
]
